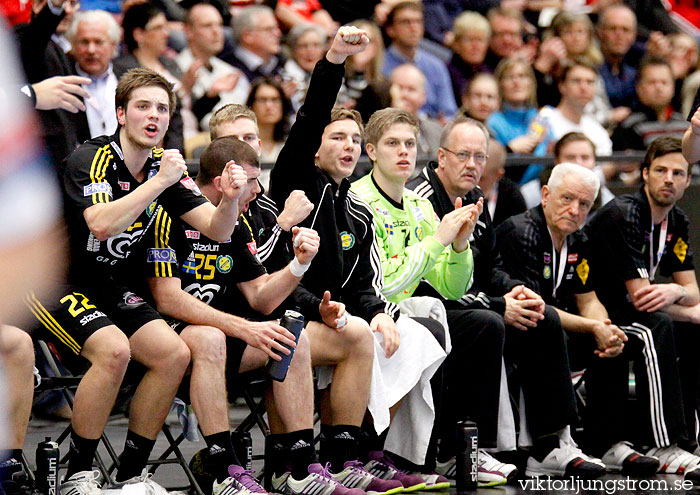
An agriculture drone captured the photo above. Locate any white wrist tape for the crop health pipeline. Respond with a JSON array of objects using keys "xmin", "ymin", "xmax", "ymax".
[{"xmin": 289, "ymin": 257, "xmax": 310, "ymax": 277}]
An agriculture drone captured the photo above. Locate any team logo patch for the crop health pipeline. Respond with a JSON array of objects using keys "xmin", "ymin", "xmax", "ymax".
[
  {"xmin": 674, "ymin": 237, "xmax": 688, "ymax": 263},
  {"xmin": 182, "ymin": 253, "xmax": 196, "ymax": 274},
  {"xmin": 259, "ymin": 228, "xmax": 265, "ymax": 237},
  {"xmin": 83, "ymin": 182, "xmax": 113, "ymax": 197},
  {"xmin": 146, "ymin": 201, "xmax": 158, "ymax": 217},
  {"xmin": 576, "ymin": 258, "xmax": 589, "ymax": 285},
  {"xmin": 567, "ymin": 253, "xmax": 578, "ymax": 263},
  {"xmin": 185, "ymin": 230, "xmax": 200, "ymax": 239},
  {"xmin": 247, "ymin": 241, "xmax": 258, "ymax": 255},
  {"xmin": 415, "ymin": 226, "xmax": 423, "ymax": 240},
  {"xmin": 543, "ymin": 266, "xmax": 551, "ymax": 279},
  {"xmin": 147, "ymin": 248, "xmax": 177, "ymax": 263},
  {"xmin": 543, "ymin": 253, "xmax": 551, "ymax": 264},
  {"xmin": 340, "ymin": 232, "xmax": 355, "ymax": 250},
  {"xmin": 385, "ymin": 223, "xmax": 394, "ymax": 235},
  {"xmin": 122, "ymin": 292, "xmax": 144, "ymax": 306},
  {"xmin": 118, "ymin": 180, "xmax": 130, "ymax": 191},
  {"xmin": 216, "ymin": 255, "xmax": 233, "ymax": 273}
]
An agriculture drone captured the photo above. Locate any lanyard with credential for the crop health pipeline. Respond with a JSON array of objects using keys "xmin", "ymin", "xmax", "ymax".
[
  {"xmin": 548, "ymin": 228, "xmax": 568, "ymax": 298},
  {"xmin": 649, "ymin": 216, "xmax": 668, "ymax": 282}
]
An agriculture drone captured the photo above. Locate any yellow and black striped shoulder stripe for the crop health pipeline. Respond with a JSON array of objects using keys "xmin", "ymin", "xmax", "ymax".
[
  {"xmin": 240, "ymin": 214, "xmax": 254, "ymax": 239},
  {"xmin": 152, "ymin": 147, "xmax": 164, "ymax": 159},
  {"xmin": 88, "ymin": 144, "xmax": 114, "ymax": 204},
  {"xmin": 154, "ymin": 207, "xmax": 173, "ymax": 278}
]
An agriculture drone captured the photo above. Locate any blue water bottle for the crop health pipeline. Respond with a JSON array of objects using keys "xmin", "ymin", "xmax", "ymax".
[{"xmin": 266, "ymin": 309, "xmax": 304, "ymax": 381}]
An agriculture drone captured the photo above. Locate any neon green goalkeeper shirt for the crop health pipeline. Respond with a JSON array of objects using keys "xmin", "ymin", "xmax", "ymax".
[{"xmin": 352, "ymin": 173, "xmax": 474, "ymax": 304}]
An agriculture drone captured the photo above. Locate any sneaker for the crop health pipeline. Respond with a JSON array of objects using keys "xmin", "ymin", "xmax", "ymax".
[
  {"xmin": 59, "ymin": 471, "xmax": 102, "ymax": 495},
  {"xmin": 284, "ymin": 463, "xmax": 365, "ymax": 495},
  {"xmin": 103, "ymin": 470, "xmax": 169, "ymax": 495},
  {"xmin": 213, "ymin": 476, "xmax": 251, "ymax": 495},
  {"xmin": 602, "ymin": 441, "xmax": 659, "ymax": 475},
  {"xmin": 228, "ymin": 465, "xmax": 268, "ymax": 494},
  {"xmin": 364, "ymin": 452, "xmax": 425, "ymax": 493},
  {"xmin": 647, "ymin": 445, "xmax": 700, "ymax": 474},
  {"xmin": 435, "ymin": 452, "xmax": 513, "ymax": 487},
  {"xmin": 685, "ymin": 464, "xmax": 700, "ymax": 484},
  {"xmin": 479, "ymin": 451, "xmax": 517, "ymax": 484},
  {"xmin": 408, "ymin": 472, "xmax": 451, "ymax": 491},
  {"xmin": 526, "ymin": 443, "xmax": 606, "ymax": 478},
  {"xmin": 332, "ymin": 461, "xmax": 403, "ymax": 495}
]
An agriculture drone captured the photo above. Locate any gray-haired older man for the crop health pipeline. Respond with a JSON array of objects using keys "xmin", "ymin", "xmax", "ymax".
[{"xmin": 496, "ymin": 162, "xmax": 683, "ymax": 477}]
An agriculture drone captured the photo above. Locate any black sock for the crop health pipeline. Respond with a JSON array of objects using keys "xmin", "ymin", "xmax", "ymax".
[
  {"xmin": 531, "ymin": 433, "xmax": 559, "ymax": 463},
  {"xmin": 320, "ymin": 425, "xmax": 360, "ymax": 472},
  {"xmin": 265, "ymin": 434, "xmax": 287, "ymax": 488},
  {"xmin": 203, "ymin": 431, "xmax": 237, "ymax": 483},
  {"xmin": 286, "ymin": 429, "xmax": 317, "ymax": 480},
  {"xmin": 359, "ymin": 420, "xmax": 386, "ymax": 462},
  {"xmin": 66, "ymin": 431, "xmax": 99, "ymax": 479},
  {"xmin": 0, "ymin": 450, "xmax": 23, "ymax": 481},
  {"xmin": 115, "ymin": 430, "xmax": 156, "ymax": 481}
]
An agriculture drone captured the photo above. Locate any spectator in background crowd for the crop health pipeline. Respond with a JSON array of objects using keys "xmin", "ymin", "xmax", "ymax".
[
  {"xmin": 458, "ymin": 73, "xmax": 500, "ymax": 123},
  {"xmin": 445, "ymin": 11, "xmax": 491, "ymax": 104},
  {"xmin": 668, "ymin": 33, "xmax": 699, "ymax": 113},
  {"xmin": 275, "ymin": 0, "xmax": 339, "ymax": 37},
  {"xmin": 521, "ymin": 132, "xmax": 615, "ymax": 211},
  {"xmin": 222, "ymin": 5, "xmax": 285, "ymax": 85},
  {"xmin": 484, "ymin": 8, "xmax": 536, "ymax": 71},
  {"xmin": 114, "ymin": 2, "xmax": 186, "ymax": 152},
  {"xmin": 533, "ymin": 11, "xmax": 610, "ymax": 123},
  {"xmin": 65, "ymin": 9, "xmax": 119, "ymax": 138},
  {"xmin": 477, "ymin": 140, "xmax": 526, "ymax": 227},
  {"xmin": 612, "ymin": 58, "xmax": 689, "ymax": 152},
  {"xmin": 544, "ymin": 60, "xmax": 613, "ymax": 158},
  {"xmin": 14, "ymin": 0, "xmax": 90, "ymax": 169},
  {"xmin": 247, "ymin": 77, "xmax": 291, "ymax": 164},
  {"xmin": 281, "ymin": 23, "xmax": 327, "ymax": 112},
  {"xmin": 382, "ymin": 1, "xmax": 457, "ymax": 121},
  {"xmin": 487, "ymin": 57, "xmax": 552, "ymax": 183},
  {"xmin": 175, "ymin": 2, "xmax": 249, "ymax": 132},
  {"xmin": 389, "ymin": 64, "xmax": 443, "ymax": 159}
]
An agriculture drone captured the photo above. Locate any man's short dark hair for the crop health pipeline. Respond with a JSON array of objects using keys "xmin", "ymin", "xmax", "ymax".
[
  {"xmin": 636, "ymin": 57, "xmax": 673, "ymax": 84},
  {"xmin": 556, "ymin": 58, "xmax": 598, "ymax": 86},
  {"xmin": 553, "ymin": 131, "xmax": 596, "ymax": 160},
  {"xmin": 641, "ymin": 136, "xmax": 684, "ymax": 173},
  {"xmin": 385, "ymin": 1, "xmax": 423, "ymax": 27},
  {"xmin": 198, "ymin": 136, "xmax": 260, "ymax": 186},
  {"xmin": 122, "ymin": 2, "xmax": 164, "ymax": 53},
  {"xmin": 115, "ymin": 68, "xmax": 177, "ymax": 117}
]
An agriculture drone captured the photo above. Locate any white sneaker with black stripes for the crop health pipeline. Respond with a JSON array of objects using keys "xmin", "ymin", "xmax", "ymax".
[{"xmin": 59, "ymin": 470, "xmax": 102, "ymax": 495}]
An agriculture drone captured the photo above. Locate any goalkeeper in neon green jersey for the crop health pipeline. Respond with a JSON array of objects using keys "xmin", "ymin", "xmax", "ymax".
[
  {"xmin": 351, "ymin": 108, "xmax": 482, "ymax": 304},
  {"xmin": 352, "ymin": 108, "xmax": 515, "ymax": 488}
]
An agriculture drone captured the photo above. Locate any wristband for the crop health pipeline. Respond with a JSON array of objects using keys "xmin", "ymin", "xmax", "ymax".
[
  {"xmin": 289, "ymin": 257, "xmax": 310, "ymax": 277},
  {"xmin": 21, "ymin": 84, "xmax": 36, "ymax": 108}
]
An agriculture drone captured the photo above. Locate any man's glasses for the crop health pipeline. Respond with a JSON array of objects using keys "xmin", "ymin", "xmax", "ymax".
[{"xmin": 442, "ymin": 148, "xmax": 488, "ymax": 165}]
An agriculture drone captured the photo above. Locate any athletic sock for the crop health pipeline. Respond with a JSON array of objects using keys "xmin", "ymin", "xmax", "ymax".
[
  {"xmin": 202, "ymin": 431, "xmax": 238, "ymax": 483},
  {"xmin": 531, "ymin": 433, "xmax": 559, "ymax": 463},
  {"xmin": 285, "ymin": 429, "xmax": 317, "ymax": 480},
  {"xmin": 320, "ymin": 425, "xmax": 360, "ymax": 473},
  {"xmin": 0, "ymin": 450, "xmax": 24, "ymax": 481},
  {"xmin": 359, "ymin": 421, "xmax": 387, "ymax": 462},
  {"xmin": 65, "ymin": 431, "xmax": 99, "ymax": 479},
  {"xmin": 115, "ymin": 430, "xmax": 156, "ymax": 481}
]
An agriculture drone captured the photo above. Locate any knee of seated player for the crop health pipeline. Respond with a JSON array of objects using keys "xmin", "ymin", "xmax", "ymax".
[
  {"xmin": 181, "ymin": 325, "xmax": 226, "ymax": 364},
  {"xmin": 82, "ymin": 325, "xmax": 132, "ymax": 379},
  {"xmin": 0, "ymin": 325, "xmax": 34, "ymax": 369},
  {"xmin": 130, "ymin": 322, "xmax": 191, "ymax": 375},
  {"xmin": 340, "ymin": 319, "xmax": 374, "ymax": 358}
]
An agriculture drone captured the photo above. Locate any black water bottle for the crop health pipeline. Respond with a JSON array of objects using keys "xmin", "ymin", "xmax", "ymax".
[
  {"xmin": 231, "ymin": 431, "xmax": 253, "ymax": 471},
  {"xmin": 456, "ymin": 421, "xmax": 478, "ymax": 492},
  {"xmin": 266, "ymin": 309, "xmax": 304, "ymax": 381},
  {"xmin": 36, "ymin": 437, "xmax": 59, "ymax": 495}
]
